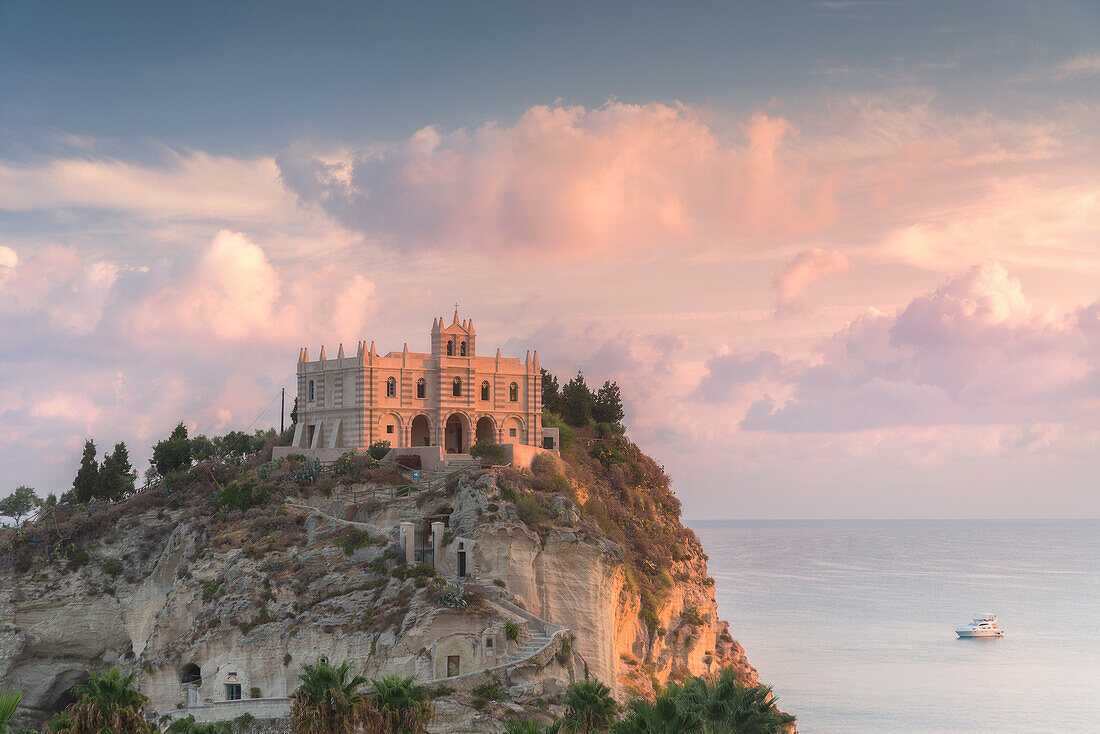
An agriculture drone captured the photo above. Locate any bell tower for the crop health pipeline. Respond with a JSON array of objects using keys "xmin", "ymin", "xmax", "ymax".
[{"xmin": 432, "ymin": 306, "xmax": 475, "ymax": 358}]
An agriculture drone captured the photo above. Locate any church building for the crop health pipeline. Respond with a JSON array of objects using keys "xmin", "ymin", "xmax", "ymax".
[{"xmin": 288, "ymin": 311, "xmax": 543, "ymax": 455}]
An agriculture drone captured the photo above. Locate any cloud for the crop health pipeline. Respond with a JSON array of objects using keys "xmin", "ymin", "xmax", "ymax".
[
  {"xmin": 0, "ymin": 152, "xmax": 293, "ymax": 222},
  {"xmin": 278, "ymin": 102, "xmax": 841, "ymax": 259},
  {"xmin": 0, "ymin": 231, "xmax": 376, "ymax": 490},
  {"xmin": 772, "ymin": 248, "xmax": 850, "ymax": 309},
  {"xmin": 1052, "ymin": 54, "xmax": 1100, "ymax": 80},
  {"xmin": 692, "ymin": 264, "xmax": 1100, "ymax": 432}
]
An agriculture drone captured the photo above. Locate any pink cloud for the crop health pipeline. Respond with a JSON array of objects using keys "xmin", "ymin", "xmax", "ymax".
[
  {"xmin": 123, "ymin": 230, "xmax": 375, "ymax": 345},
  {"xmin": 694, "ymin": 264, "xmax": 1100, "ymax": 431},
  {"xmin": 278, "ymin": 102, "xmax": 841, "ymax": 258},
  {"xmin": 0, "ymin": 231, "xmax": 377, "ymax": 489},
  {"xmin": 772, "ymin": 248, "xmax": 850, "ymax": 308}
]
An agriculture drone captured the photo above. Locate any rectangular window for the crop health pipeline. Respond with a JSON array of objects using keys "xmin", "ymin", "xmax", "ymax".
[
  {"xmin": 226, "ymin": 684, "xmax": 242, "ymax": 701},
  {"xmin": 509, "ymin": 428, "xmax": 517, "ymax": 437},
  {"xmin": 386, "ymin": 424, "xmax": 395, "ymax": 434}
]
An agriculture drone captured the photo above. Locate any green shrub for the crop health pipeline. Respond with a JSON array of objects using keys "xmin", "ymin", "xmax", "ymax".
[
  {"xmin": 505, "ymin": 622, "xmax": 520, "ymax": 641},
  {"xmin": 531, "ymin": 452, "xmax": 564, "ymax": 477},
  {"xmin": 212, "ymin": 478, "xmax": 272, "ymax": 513},
  {"xmin": 102, "ymin": 557, "xmax": 123, "ymax": 577},
  {"xmin": 430, "ymin": 685, "xmax": 455, "ymax": 699},
  {"xmin": 516, "ymin": 496, "xmax": 545, "ymax": 526},
  {"xmin": 65, "ymin": 547, "xmax": 89, "ymax": 571},
  {"xmin": 639, "ymin": 608, "xmax": 660, "ymax": 633},
  {"xmin": 471, "ymin": 673, "xmax": 506, "ymax": 708},
  {"xmin": 493, "ymin": 578, "xmax": 507, "ymax": 589},
  {"xmin": 470, "ymin": 441, "xmax": 507, "ymax": 465},
  {"xmin": 680, "ymin": 605, "xmax": 705, "ymax": 627},
  {"xmin": 334, "ymin": 528, "xmax": 377, "ymax": 555},
  {"xmin": 367, "ymin": 440, "xmax": 392, "ymax": 461}
]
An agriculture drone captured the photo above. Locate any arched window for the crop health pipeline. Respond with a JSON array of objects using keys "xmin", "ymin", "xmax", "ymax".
[
  {"xmin": 386, "ymin": 377, "xmax": 396, "ymax": 398},
  {"xmin": 453, "ymin": 377, "xmax": 462, "ymax": 397},
  {"xmin": 480, "ymin": 381, "xmax": 490, "ymax": 401},
  {"xmin": 308, "ymin": 380, "xmax": 315, "ymax": 401},
  {"xmin": 509, "ymin": 382, "xmax": 519, "ymax": 402},
  {"xmin": 460, "ymin": 341, "xmax": 467, "ymax": 356},
  {"xmin": 417, "ymin": 378, "xmax": 425, "ymax": 399},
  {"xmin": 447, "ymin": 339, "xmax": 454, "ymax": 356}
]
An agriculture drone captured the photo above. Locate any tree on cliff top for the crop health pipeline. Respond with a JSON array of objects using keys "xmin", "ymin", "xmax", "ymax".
[
  {"xmin": 66, "ymin": 440, "xmax": 100, "ymax": 504},
  {"xmin": 0, "ymin": 486, "xmax": 39, "ymax": 527},
  {"xmin": 98, "ymin": 443, "xmax": 136, "ymax": 501},
  {"xmin": 593, "ymin": 380, "xmax": 625, "ymax": 429},
  {"xmin": 151, "ymin": 422, "xmax": 193, "ymax": 477},
  {"xmin": 542, "ymin": 369, "xmax": 561, "ymax": 414},
  {"xmin": 561, "ymin": 372, "xmax": 595, "ymax": 427}
]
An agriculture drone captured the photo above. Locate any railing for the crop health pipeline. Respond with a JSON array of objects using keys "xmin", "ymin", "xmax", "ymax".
[{"xmin": 337, "ymin": 463, "xmax": 484, "ymax": 503}]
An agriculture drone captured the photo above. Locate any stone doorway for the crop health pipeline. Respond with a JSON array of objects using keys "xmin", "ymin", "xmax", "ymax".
[
  {"xmin": 445, "ymin": 414, "xmax": 465, "ymax": 453},
  {"xmin": 411, "ymin": 414, "xmax": 431, "ymax": 446},
  {"xmin": 475, "ymin": 416, "xmax": 494, "ymax": 445}
]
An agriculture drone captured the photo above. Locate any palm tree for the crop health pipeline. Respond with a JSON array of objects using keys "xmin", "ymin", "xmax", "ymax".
[
  {"xmin": 668, "ymin": 668, "xmax": 794, "ymax": 734},
  {"xmin": 564, "ymin": 678, "xmax": 618, "ymax": 733},
  {"xmin": 504, "ymin": 719, "xmax": 564, "ymax": 734},
  {"xmin": 290, "ymin": 659, "xmax": 379, "ymax": 734},
  {"xmin": 0, "ymin": 689, "xmax": 21, "ymax": 734},
  {"xmin": 56, "ymin": 667, "xmax": 151, "ymax": 733},
  {"xmin": 612, "ymin": 695, "xmax": 704, "ymax": 734},
  {"xmin": 368, "ymin": 674, "xmax": 433, "ymax": 733}
]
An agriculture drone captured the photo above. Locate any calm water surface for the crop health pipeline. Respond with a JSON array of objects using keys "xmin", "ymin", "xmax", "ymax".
[{"xmin": 690, "ymin": 520, "xmax": 1100, "ymax": 734}]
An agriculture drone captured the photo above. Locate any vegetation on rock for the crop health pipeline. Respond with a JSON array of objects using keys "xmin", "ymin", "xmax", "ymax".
[{"xmin": 48, "ymin": 667, "xmax": 150, "ymax": 734}]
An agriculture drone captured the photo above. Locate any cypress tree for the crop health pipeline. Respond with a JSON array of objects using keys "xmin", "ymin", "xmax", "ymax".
[
  {"xmin": 70, "ymin": 439, "xmax": 99, "ymax": 503},
  {"xmin": 561, "ymin": 372, "xmax": 595, "ymax": 427},
  {"xmin": 593, "ymin": 380, "xmax": 625, "ymax": 428}
]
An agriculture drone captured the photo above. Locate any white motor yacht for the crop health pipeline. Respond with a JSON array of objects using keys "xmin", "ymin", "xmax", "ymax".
[{"xmin": 956, "ymin": 613, "xmax": 1004, "ymax": 638}]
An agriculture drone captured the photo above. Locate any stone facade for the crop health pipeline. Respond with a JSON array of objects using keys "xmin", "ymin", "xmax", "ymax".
[{"xmin": 290, "ymin": 311, "xmax": 543, "ymax": 454}]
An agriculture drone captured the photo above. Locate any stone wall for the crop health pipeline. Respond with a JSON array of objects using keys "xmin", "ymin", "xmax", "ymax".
[{"xmin": 160, "ymin": 697, "xmax": 290, "ymax": 723}]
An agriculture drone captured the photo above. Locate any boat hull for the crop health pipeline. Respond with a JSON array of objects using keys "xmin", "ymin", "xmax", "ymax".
[{"xmin": 956, "ymin": 629, "xmax": 1004, "ymax": 638}]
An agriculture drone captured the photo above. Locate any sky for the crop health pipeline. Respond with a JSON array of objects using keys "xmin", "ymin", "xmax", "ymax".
[{"xmin": 0, "ymin": 0, "xmax": 1098, "ymax": 519}]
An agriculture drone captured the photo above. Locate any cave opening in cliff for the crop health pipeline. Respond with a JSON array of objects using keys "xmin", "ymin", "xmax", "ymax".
[
  {"xmin": 180, "ymin": 663, "xmax": 201, "ymax": 685},
  {"xmin": 43, "ymin": 670, "xmax": 88, "ymax": 717}
]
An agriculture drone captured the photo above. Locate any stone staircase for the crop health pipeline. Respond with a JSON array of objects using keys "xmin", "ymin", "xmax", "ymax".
[{"xmin": 510, "ymin": 631, "xmax": 552, "ymax": 663}]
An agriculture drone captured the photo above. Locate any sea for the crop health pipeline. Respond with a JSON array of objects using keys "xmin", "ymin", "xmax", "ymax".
[{"xmin": 690, "ymin": 520, "xmax": 1100, "ymax": 734}]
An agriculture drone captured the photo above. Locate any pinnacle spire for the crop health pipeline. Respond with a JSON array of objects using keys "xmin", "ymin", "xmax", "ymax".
[
  {"xmin": 320, "ymin": 345, "xmax": 327, "ymax": 361},
  {"xmin": 337, "ymin": 343, "xmax": 345, "ymax": 359}
]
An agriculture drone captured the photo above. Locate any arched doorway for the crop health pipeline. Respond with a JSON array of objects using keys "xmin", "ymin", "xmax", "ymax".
[
  {"xmin": 475, "ymin": 416, "xmax": 495, "ymax": 445},
  {"xmin": 180, "ymin": 663, "xmax": 202, "ymax": 707},
  {"xmin": 445, "ymin": 414, "xmax": 467, "ymax": 454},
  {"xmin": 411, "ymin": 415, "xmax": 431, "ymax": 447}
]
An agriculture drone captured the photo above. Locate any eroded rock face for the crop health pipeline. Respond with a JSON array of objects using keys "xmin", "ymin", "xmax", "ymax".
[
  {"xmin": 0, "ymin": 459, "xmax": 757, "ymax": 727},
  {"xmin": 445, "ymin": 473, "xmax": 755, "ymax": 699}
]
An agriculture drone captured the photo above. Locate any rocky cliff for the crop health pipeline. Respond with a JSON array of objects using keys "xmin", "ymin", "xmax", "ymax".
[{"xmin": 0, "ymin": 436, "xmax": 757, "ymax": 729}]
